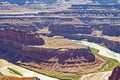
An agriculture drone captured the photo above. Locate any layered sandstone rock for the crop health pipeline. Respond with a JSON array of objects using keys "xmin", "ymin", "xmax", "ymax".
[
  {"xmin": 0, "ymin": 29, "xmax": 100, "ymax": 74},
  {"xmin": 109, "ymin": 66, "xmax": 120, "ymax": 80},
  {"xmin": 84, "ymin": 35, "xmax": 120, "ymax": 53},
  {"xmin": 18, "ymin": 37, "xmax": 99, "ymax": 74},
  {"xmin": 102, "ymin": 25, "xmax": 120, "ymax": 36},
  {"xmin": 0, "ymin": 28, "xmax": 45, "ymax": 45},
  {"xmin": 49, "ymin": 24, "xmax": 93, "ymax": 34},
  {"xmin": 48, "ymin": 33, "xmax": 120, "ymax": 53}
]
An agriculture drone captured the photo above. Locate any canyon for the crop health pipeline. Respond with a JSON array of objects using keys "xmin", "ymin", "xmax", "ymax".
[
  {"xmin": 0, "ymin": 4, "xmax": 120, "ymax": 53},
  {"xmin": 0, "ymin": 28, "xmax": 103, "ymax": 77},
  {"xmin": 0, "ymin": 3, "xmax": 120, "ymax": 80}
]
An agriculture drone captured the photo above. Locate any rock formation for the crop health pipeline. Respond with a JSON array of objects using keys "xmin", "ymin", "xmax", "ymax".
[
  {"xmin": 0, "ymin": 28, "xmax": 103, "ymax": 74},
  {"xmin": 102, "ymin": 25, "xmax": 120, "ymax": 36},
  {"xmin": 47, "ymin": 32, "xmax": 120, "ymax": 53},
  {"xmin": 49, "ymin": 24, "xmax": 93, "ymax": 34},
  {"xmin": 109, "ymin": 66, "xmax": 120, "ymax": 80},
  {"xmin": 0, "ymin": 28, "xmax": 45, "ymax": 45}
]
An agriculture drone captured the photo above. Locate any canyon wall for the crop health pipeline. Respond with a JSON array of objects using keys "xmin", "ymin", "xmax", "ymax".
[
  {"xmin": 49, "ymin": 24, "xmax": 93, "ymax": 34},
  {"xmin": 102, "ymin": 25, "xmax": 120, "ymax": 36},
  {"xmin": 48, "ymin": 25, "xmax": 120, "ymax": 53},
  {"xmin": 66, "ymin": 34, "xmax": 120, "ymax": 53},
  {"xmin": 109, "ymin": 66, "xmax": 120, "ymax": 80},
  {"xmin": 0, "ymin": 28, "xmax": 45, "ymax": 45}
]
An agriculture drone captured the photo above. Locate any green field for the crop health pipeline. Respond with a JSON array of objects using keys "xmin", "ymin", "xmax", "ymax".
[
  {"xmin": 91, "ymin": 48, "xmax": 120, "ymax": 71},
  {"xmin": 8, "ymin": 67, "xmax": 23, "ymax": 76}
]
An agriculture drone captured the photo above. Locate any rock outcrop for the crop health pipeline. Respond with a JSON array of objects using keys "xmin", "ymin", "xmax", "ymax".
[
  {"xmin": 47, "ymin": 33, "xmax": 120, "ymax": 53},
  {"xmin": 83, "ymin": 35, "xmax": 120, "ymax": 53},
  {"xmin": 102, "ymin": 25, "xmax": 120, "ymax": 36},
  {"xmin": 49, "ymin": 24, "xmax": 93, "ymax": 34},
  {"xmin": 0, "ymin": 28, "xmax": 45, "ymax": 45},
  {"xmin": 109, "ymin": 66, "xmax": 120, "ymax": 80}
]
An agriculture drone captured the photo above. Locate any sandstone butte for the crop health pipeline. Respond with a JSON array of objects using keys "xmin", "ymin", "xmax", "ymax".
[{"xmin": 0, "ymin": 28, "xmax": 103, "ymax": 75}]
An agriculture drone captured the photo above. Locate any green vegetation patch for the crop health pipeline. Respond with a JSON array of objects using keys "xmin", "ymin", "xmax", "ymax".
[
  {"xmin": 91, "ymin": 48, "xmax": 120, "ymax": 71},
  {"xmin": 21, "ymin": 65, "xmax": 80, "ymax": 80},
  {"xmin": 7, "ymin": 67, "xmax": 23, "ymax": 76}
]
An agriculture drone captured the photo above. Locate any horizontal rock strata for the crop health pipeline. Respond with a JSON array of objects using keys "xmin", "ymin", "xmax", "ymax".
[{"xmin": 0, "ymin": 29, "xmax": 100, "ymax": 74}]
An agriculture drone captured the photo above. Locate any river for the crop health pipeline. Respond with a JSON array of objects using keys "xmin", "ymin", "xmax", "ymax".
[
  {"xmin": 0, "ymin": 40, "xmax": 120, "ymax": 80},
  {"xmin": 72, "ymin": 40, "xmax": 120, "ymax": 80},
  {"xmin": 72, "ymin": 40, "xmax": 120, "ymax": 62}
]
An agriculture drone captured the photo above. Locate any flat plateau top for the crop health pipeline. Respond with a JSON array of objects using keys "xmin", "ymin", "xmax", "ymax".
[{"xmin": 34, "ymin": 36, "xmax": 87, "ymax": 49}]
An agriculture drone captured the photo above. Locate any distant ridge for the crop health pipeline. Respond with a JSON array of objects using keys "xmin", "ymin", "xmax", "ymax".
[{"xmin": 0, "ymin": 0, "xmax": 119, "ymax": 5}]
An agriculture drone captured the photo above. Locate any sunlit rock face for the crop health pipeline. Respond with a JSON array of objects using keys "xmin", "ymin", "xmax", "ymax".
[
  {"xmin": 0, "ymin": 28, "xmax": 45, "ymax": 45},
  {"xmin": 109, "ymin": 66, "xmax": 120, "ymax": 80}
]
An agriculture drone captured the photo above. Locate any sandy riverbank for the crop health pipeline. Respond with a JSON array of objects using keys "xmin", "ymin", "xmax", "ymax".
[
  {"xmin": 0, "ymin": 59, "xmax": 58, "ymax": 80},
  {"xmin": 72, "ymin": 40, "xmax": 120, "ymax": 80}
]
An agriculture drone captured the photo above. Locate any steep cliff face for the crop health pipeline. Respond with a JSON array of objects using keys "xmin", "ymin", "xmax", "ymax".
[
  {"xmin": 21, "ymin": 46, "xmax": 95, "ymax": 63},
  {"xmin": 102, "ymin": 25, "xmax": 120, "ymax": 36},
  {"xmin": 109, "ymin": 66, "xmax": 120, "ymax": 80},
  {"xmin": 102, "ymin": 38, "xmax": 120, "ymax": 53},
  {"xmin": 49, "ymin": 24, "xmax": 93, "ymax": 34},
  {"xmin": 85, "ymin": 36, "xmax": 120, "ymax": 53},
  {"xmin": 0, "ymin": 28, "xmax": 45, "ymax": 45},
  {"xmin": 88, "ymin": 36, "xmax": 120, "ymax": 53},
  {"xmin": 18, "ymin": 46, "xmax": 97, "ymax": 74}
]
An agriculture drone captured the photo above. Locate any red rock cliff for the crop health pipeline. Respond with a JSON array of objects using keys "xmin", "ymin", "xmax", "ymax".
[
  {"xmin": 109, "ymin": 66, "xmax": 120, "ymax": 80},
  {"xmin": 0, "ymin": 28, "xmax": 45, "ymax": 45}
]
